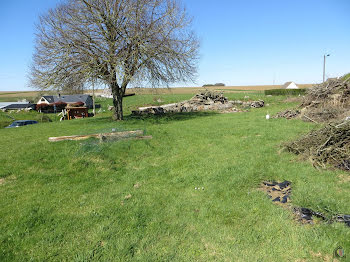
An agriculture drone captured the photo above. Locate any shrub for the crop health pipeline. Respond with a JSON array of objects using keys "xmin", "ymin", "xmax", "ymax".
[
  {"xmin": 38, "ymin": 114, "xmax": 53, "ymax": 122},
  {"xmin": 36, "ymin": 103, "xmax": 50, "ymax": 111},
  {"xmin": 265, "ymin": 89, "xmax": 307, "ymax": 96},
  {"xmin": 0, "ymin": 112, "xmax": 13, "ymax": 128}
]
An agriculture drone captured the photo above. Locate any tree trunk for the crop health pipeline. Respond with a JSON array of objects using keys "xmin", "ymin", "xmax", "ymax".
[{"xmin": 111, "ymin": 83, "xmax": 124, "ymax": 121}]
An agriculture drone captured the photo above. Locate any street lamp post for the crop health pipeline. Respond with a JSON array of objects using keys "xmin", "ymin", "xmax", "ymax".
[{"xmin": 323, "ymin": 54, "xmax": 330, "ymax": 83}]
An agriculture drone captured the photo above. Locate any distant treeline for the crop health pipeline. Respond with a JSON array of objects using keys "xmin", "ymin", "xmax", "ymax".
[{"xmin": 202, "ymin": 83, "xmax": 225, "ymax": 87}]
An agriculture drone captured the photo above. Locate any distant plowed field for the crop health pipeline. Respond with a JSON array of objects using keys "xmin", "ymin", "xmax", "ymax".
[
  {"xmin": 0, "ymin": 91, "xmax": 40, "ymax": 98},
  {"xmin": 0, "ymin": 84, "xmax": 314, "ymax": 98},
  {"xmin": 126, "ymin": 84, "xmax": 314, "ymax": 95}
]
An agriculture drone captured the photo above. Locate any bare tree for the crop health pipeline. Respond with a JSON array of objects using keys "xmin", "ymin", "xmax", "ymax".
[{"xmin": 30, "ymin": 0, "xmax": 199, "ymax": 120}]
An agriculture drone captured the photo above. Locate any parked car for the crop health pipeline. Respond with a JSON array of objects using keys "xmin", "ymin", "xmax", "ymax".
[{"xmin": 5, "ymin": 120, "xmax": 38, "ymax": 128}]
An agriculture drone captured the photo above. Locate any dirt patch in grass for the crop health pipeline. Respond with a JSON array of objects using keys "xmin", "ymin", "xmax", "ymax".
[
  {"xmin": 338, "ymin": 174, "xmax": 350, "ymax": 183},
  {"xmin": 133, "ymin": 183, "xmax": 141, "ymax": 189},
  {"xmin": 0, "ymin": 176, "xmax": 17, "ymax": 186},
  {"xmin": 260, "ymin": 181, "xmax": 292, "ymax": 205},
  {"xmin": 310, "ymin": 251, "xmax": 339, "ymax": 262}
]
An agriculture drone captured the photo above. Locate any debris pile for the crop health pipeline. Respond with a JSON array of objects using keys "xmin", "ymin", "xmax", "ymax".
[
  {"xmin": 132, "ymin": 91, "xmax": 265, "ymax": 115},
  {"xmin": 261, "ymin": 181, "xmax": 291, "ymax": 204},
  {"xmin": 191, "ymin": 91, "xmax": 228, "ymax": 104},
  {"xmin": 261, "ymin": 181, "xmax": 350, "ymax": 227},
  {"xmin": 273, "ymin": 75, "xmax": 350, "ymax": 172},
  {"xmin": 272, "ymin": 109, "xmax": 300, "ymax": 119},
  {"xmin": 292, "ymin": 207, "xmax": 326, "ymax": 224},
  {"xmin": 284, "ymin": 121, "xmax": 350, "ymax": 171},
  {"xmin": 274, "ymin": 76, "xmax": 350, "ymax": 122},
  {"xmin": 249, "ymin": 100, "xmax": 265, "ymax": 108}
]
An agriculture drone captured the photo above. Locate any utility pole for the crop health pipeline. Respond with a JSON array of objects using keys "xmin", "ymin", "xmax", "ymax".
[{"xmin": 323, "ymin": 54, "xmax": 330, "ymax": 83}]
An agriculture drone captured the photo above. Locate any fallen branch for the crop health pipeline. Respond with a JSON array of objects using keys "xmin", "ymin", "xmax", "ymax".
[
  {"xmin": 302, "ymin": 115, "xmax": 318, "ymax": 123},
  {"xmin": 49, "ymin": 130, "xmax": 144, "ymax": 142}
]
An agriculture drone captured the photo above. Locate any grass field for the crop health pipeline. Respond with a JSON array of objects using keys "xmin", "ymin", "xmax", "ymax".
[{"xmin": 0, "ymin": 92, "xmax": 349, "ymax": 261}]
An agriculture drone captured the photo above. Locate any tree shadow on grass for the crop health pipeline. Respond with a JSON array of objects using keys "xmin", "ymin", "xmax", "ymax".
[
  {"xmin": 123, "ymin": 111, "xmax": 220, "ymax": 125},
  {"xmin": 80, "ymin": 111, "xmax": 219, "ymax": 128}
]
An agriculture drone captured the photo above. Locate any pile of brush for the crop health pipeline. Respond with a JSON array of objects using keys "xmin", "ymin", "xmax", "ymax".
[
  {"xmin": 272, "ymin": 109, "xmax": 301, "ymax": 119},
  {"xmin": 299, "ymin": 77, "xmax": 350, "ymax": 122},
  {"xmin": 275, "ymin": 75, "xmax": 350, "ymax": 123},
  {"xmin": 284, "ymin": 120, "xmax": 350, "ymax": 171}
]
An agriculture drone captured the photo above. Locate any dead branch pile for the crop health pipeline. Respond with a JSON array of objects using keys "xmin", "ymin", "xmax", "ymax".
[
  {"xmin": 299, "ymin": 77, "xmax": 350, "ymax": 122},
  {"xmin": 284, "ymin": 120, "xmax": 350, "ymax": 171},
  {"xmin": 272, "ymin": 109, "xmax": 300, "ymax": 119},
  {"xmin": 275, "ymin": 76, "xmax": 350, "ymax": 122}
]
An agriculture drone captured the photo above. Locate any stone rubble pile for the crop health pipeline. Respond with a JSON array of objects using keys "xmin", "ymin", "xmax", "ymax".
[
  {"xmin": 249, "ymin": 100, "xmax": 265, "ymax": 108},
  {"xmin": 132, "ymin": 91, "xmax": 265, "ymax": 116},
  {"xmin": 190, "ymin": 91, "xmax": 228, "ymax": 104}
]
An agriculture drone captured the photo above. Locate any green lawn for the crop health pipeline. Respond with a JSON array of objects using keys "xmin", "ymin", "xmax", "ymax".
[{"xmin": 0, "ymin": 93, "xmax": 349, "ymax": 261}]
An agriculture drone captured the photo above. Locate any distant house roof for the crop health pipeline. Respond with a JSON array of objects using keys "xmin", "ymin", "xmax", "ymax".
[
  {"xmin": 39, "ymin": 94, "xmax": 93, "ymax": 109},
  {"xmin": 4, "ymin": 104, "xmax": 35, "ymax": 110},
  {"xmin": 282, "ymin": 82, "xmax": 292, "ymax": 88},
  {"xmin": 42, "ymin": 94, "xmax": 91, "ymax": 104},
  {"xmin": 0, "ymin": 102, "xmax": 34, "ymax": 110},
  {"xmin": 282, "ymin": 82, "xmax": 299, "ymax": 89},
  {"xmin": 42, "ymin": 96, "xmax": 55, "ymax": 103}
]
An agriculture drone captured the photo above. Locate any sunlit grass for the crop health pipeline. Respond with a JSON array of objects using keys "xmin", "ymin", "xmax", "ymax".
[{"xmin": 0, "ymin": 93, "xmax": 349, "ymax": 261}]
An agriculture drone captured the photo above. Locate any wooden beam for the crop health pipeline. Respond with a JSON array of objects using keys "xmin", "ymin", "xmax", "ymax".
[{"xmin": 49, "ymin": 130, "xmax": 145, "ymax": 142}]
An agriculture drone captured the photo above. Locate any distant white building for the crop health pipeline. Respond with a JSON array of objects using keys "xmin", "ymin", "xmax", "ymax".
[
  {"xmin": 282, "ymin": 82, "xmax": 299, "ymax": 89},
  {"xmin": 100, "ymin": 88, "xmax": 113, "ymax": 98}
]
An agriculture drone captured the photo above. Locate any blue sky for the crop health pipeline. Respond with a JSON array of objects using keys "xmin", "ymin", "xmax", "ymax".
[{"xmin": 0, "ymin": 0, "xmax": 349, "ymax": 91}]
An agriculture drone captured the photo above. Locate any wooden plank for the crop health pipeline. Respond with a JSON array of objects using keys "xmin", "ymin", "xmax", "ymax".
[{"xmin": 49, "ymin": 130, "xmax": 144, "ymax": 142}]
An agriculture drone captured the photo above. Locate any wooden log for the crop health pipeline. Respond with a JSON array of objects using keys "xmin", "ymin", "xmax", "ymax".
[{"xmin": 49, "ymin": 130, "xmax": 144, "ymax": 142}]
